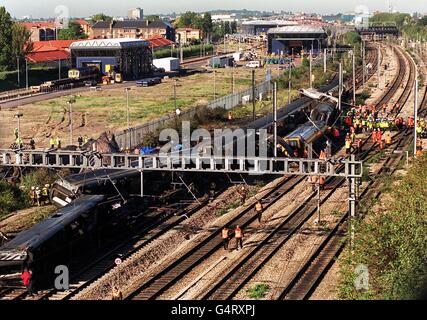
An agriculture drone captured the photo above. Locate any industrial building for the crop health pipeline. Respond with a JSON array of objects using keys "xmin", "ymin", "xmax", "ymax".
[
  {"xmin": 267, "ymin": 26, "xmax": 328, "ymax": 55},
  {"xmin": 90, "ymin": 20, "xmax": 176, "ymax": 42},
  {"xmin": 70, "ymin": 38, "xmax": 153, "ymax": 80},
  {"xmin": 241, "ymin": 20, "xmax": 298, "ymax": 35}
]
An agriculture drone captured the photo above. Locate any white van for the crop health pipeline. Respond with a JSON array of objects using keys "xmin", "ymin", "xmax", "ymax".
[{"xmin": 245, "ymin": 61, "xmax": 261, "ymax": 68}]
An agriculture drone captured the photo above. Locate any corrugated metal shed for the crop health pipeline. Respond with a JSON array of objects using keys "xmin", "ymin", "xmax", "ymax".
[
  {"xmin": 70, "ymin": 38, "xmax": 149, "ymax": 49},
  {"xmin": 268, "ymin": 25, "xmax": 326, "ymax": 34}
]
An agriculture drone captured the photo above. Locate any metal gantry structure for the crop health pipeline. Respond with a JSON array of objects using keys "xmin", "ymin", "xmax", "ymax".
[{"xmin": 0, "ymin": 149, "xmax": 363, "ymax": 178}]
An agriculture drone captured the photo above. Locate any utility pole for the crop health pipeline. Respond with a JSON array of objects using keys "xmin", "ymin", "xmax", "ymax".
[
  {"xmin": 58, "ymin": 60, "xmax": 61, "ymax": 80},
  {"xmin": 252, "ymin": 69, "xmax": 256, "ymax": 121},
  {"xmin": 231, "ymin": 64, "xmax": 235, "ymax": 94},
  {"xmin": 14, "ymin": 113, "xmax": 23, "ymax": 142},
  {"xmin": 273, "ymin": 82, "xmax": 278, "ymax": 157},
  {"xmin": 377, "ymin": 43, "xmax": 381, "ymax": 88},
  {"xmin": 338, "ymin": 62, "xmax": 343, "ymax": 111},
  {"xmin": 414, "ymin": 75, "xmax": 419, "ymax": 157},
  {"xmin": 124, "ymin": 87, "xmax": 131, "ymax": 149},
  {"xmin": 213, "ymin": 69, "xmax": 216, "ymax": 100},
  {"xmin": 349, "ymin": 154, "xmax": 356, "ymax": 248},
  {"xmin": 17, "ymin": 57, "xmax": 20, "ymax": 87},
  {"xmin": 309, "ymin": 48, "xmax": 313, "ymax": 88},
  {"xmin": 323, "ymin": 48, "xmax": 327, "ymax": 74},
  {"xmin": 67, "ymin": 98, "xmax": 75, "ymax": 145},
  {"xmin": 362, "ymin": 40, "xmax": 366, "ymax": 89},
  {"xmin": 288, "ymin": 48, "xmax": 293, "ymax": 105},
  {"xmin": 352, "ymin": 49, "xmax": 356, "ymax": 105},
  {"xmin": 174, "ymin": 79, "xmax": 177, "ymax": 110},
  {"xmin": 25, "ymin": 59, "xmax": 29, "ymax": 90}
]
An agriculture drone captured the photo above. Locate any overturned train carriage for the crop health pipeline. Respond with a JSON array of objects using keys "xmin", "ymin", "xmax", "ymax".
[{"xmin": 0, "ymin": 195, "xmax": 127, "ymax": 287}]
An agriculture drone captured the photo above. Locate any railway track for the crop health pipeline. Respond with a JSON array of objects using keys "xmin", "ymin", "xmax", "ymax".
[
  {"xmin": 0, "ymin": 46, "xmax": 378, "ymax": 301},
  {"xmin": 277, "ymin": 44, "xmax": 418, "ymax": 300},
  {"xmin": 124, "ymin": 47, "xmax": 379, "ymax": 301},
  {"xmin": 159, "ymin": 44, "xmax": 408, "ymax": 301},
  {"xmin": 25, "ymin": 189, "xmax": 227, "ymax": 300},
  {"xmin": 125, "ymin": 175, "xmax": 308, "ymax": 300}
]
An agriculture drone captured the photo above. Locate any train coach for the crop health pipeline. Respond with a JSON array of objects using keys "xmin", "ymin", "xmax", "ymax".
[
  {"xmin": 0, "ymin": 195, "xmax": 136, "ymax": 288},
  {"xmin": 68, "ymin": 66, "xmax": 100, "ymax": 81}
]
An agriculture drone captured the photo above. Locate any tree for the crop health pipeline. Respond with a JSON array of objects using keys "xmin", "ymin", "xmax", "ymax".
[
  {"xmin": 58, "ymin": 21, "xmax": 87, "ymax": 40},
  {"xmin": 230, "ymin": 21, "xmax": 238, "ymax": 34},
  {"xmin": 0, "ymin": 6, "xmax": 13, "ymax": 71},
  {"xmin": 11, "ymin": 23, "xmax": 32, "ymax": 68},
  {"xmin": 201, "ymin": 12, "xmax": 213, "ymax": 37},
  {"xmin": 91, "ymin": 13, "xmax": 112, "ymax": 24},
  {"xmin": 177, "ymin": 11, "xmax": 198, "ymax": 28},
  {"xmin": 145, "ymin": 15, "xmax": 160, "ymax": 23},
  {"xmin": 224, "ymin": 21, "xmax": 231, "ymax": 35},
  {"xmin": 418, "ymin": 16, "xmax": 427, "ymax": 26}
]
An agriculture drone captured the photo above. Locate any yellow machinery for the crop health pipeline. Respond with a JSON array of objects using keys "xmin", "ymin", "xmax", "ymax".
[{"xmin": 104, "ymin": 64, "xmax": 122, "ymax": 84}]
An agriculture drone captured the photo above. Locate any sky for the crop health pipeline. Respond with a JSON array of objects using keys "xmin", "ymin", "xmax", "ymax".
[{"xmin": 1, "ymin": 0, "xmax": 426, "ymax": 19}]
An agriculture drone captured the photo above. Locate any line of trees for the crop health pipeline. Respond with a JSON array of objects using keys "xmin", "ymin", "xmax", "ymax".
[
  {"xmin": 174, "ymin": 11, "xmax": 237, "ymax": 42},
  {"xmin": 0, "ymin": 6, "xmax": 32, "ymax": 71}
]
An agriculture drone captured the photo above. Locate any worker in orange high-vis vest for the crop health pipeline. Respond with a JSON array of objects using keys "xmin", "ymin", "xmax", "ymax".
[
  {"xmin": 222, "ymin": 227, "xmax": 229, "ymax": 250},
  {"xmin": 319, "ymin": 150, "xmax": 326, "ymax": 160},
  {"xmin": 235, "ymin": 225, "xmax": 243, "ymax": 250},
  {"xmin": 255, "ymin": 201, "xmax": 264, "ymax": 223},
  {"xmin": 385, "ymin": 133, "xmax": 392, "ymax": 146}
]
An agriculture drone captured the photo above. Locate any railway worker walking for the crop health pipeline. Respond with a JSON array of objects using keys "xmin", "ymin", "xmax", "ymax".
[
  {"xmin": 56, "ymin": 136, "xmax": 61, "ymax": 149},
  {"xmin": 222, "ymin": 227, "xmax": 230, "ymax": 250},
  {"xmin": 234, "ymin": 225, "xmax": 244, "ymax": 250},
  {"xmin": 78, "ymin": 136, "xmax": 83, "ymax": 149},
  {"xmin": 21, "ymin": 268, "xmax": 34, "ymax": 297},
  {"xmin": 255, "ymin": 201, "xmax": 264, "ymax": 223},
  {"xmin": 35, "ymin": 187, "xmax": 41, "ymax": 207},
  {"xmin": 385, "ymin": 132, "xmax": 392, "ymax": 146},
  {"xmin": 111, "ymin": 286, "xmax": 123, "ymax": 300},
  {"xmin": 345, "ymin": 135, "xmax": 352, "ymax": 155},
  {"xmin": 50, "ymin": 137, "xmax": 55, "ymax": 149},
  {"xmin": 42, "ymin": 184, "xmax": 50, "ymax": 204},
  {"xmin": 238, "ymin": 186, "xmax": 247, "ymax": 206},
  {"xmin": 16, "ymin": 137, "xmax": 23, "ymax": 149},
  {"xmin": 84, "ymin": 135, "xmax": 89, "ymax": 145},
  {"xmin": 29, "ymin": 137, "xmax": 35, "ymax": 150},
  {"xmin": 30, "ymin": 186, "xmax": 37, "ymax": 206},
  {"xmin": 355, "ymin": 139, "xmax": 363, "ymax": 154}
]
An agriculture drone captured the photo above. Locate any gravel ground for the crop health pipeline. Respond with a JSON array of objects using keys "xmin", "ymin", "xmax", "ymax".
[
  {"xmin": 72, "ymin": 178, "xmax": 283, "ymax": 300},
  {"xmin": 158, "ymin": 178, "xmax": 310, "ymax": 300}
]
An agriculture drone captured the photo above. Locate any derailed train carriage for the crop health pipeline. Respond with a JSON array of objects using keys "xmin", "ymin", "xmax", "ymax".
[{"xmin": 0, "ymin": 195, "xmax": 129, "ymax": 288}]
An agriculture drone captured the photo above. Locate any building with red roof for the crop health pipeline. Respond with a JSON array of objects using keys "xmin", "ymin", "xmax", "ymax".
[
  {"xmin": 21, "ymin": 21, "xmax": 58, "ymax": 42},
  {"xmin": 146, "ymin": 35, "xmax": 174, "ymax": 50},
  {"xmin": 26, "ymin": 40, "xmax": 84, "ymax": 63}
]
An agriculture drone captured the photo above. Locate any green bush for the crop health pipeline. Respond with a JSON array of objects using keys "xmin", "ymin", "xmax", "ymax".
[
  {"xmin": 154, "ymin": 44, "xmax": 214, "ymax": 59},
  {"xmin": 0, "ymin": 180, "xmax": 29, "ymax": 218},
  {"xmin": 247, "ymin": 283, "xmax": 270, "ymax": 299},
  {"xmin": 338, "ymin": 153, "xmax": 427, "ymax": 300}
]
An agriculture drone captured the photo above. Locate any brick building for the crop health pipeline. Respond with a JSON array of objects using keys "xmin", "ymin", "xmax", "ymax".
[
  {"xmin": 90, "ymin": 20, "xmax": 175, "ymax": 42},
  {"xmin": 176, "ymin": 28, "xmax": 202, "ymax": 44}
]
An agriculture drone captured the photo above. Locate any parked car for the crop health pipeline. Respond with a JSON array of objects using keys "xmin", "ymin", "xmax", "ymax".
[
  {"xmin": 136, "ymin": 77, "xmax": 162, "ymax": 87},
  {"xmin": 245, "ymin": 61, "xmax": 261, "ymax": 68}
]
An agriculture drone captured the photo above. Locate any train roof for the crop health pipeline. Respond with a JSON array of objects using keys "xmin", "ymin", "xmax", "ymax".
[
  {"xmin": 285, "ymin": 121, "xmax": 326, "ymax": 142},
  {"xmin": 62, "ymin": 168, "xmax": 140, "ymax": 188},
  {"xmin": 0, "ymin": 195, "xmax": 106, "ymax": 254}
]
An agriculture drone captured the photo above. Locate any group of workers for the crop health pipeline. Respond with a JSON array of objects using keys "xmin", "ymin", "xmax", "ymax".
[
  {"xmin": 220, "ymin": 193, "xmax": 265, "ymax": 251},
  {"xmin": 29, "ymin": 184, "xmax": 50, "ymax": 206},
  {"xmin": 13, "ymin": 128, "xmax": 91, "ymax": 151},
  {"xmin": 344, "ymin": 104, "xmax": 426, "ymax": 137}
]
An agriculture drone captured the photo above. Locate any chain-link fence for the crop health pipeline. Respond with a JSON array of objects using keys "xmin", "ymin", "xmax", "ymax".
[{"xmin": 115, "ymin": 79, "xmax": 273, "ymax": 150}]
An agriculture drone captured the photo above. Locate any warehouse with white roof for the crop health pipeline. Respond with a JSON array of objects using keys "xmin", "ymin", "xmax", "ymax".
[
  {"xmin": 267, "ymin": 25, "xmax": 328, "ymax": 55},
  {"xmin": 70, "ymin": 38, "xmax": 153, "ymax": 80}
]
